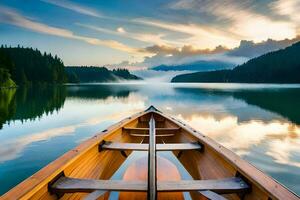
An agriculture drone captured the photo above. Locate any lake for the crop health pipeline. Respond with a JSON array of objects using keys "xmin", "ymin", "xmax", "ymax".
[{"xmin": 0, "ymin": 83, "xmax": 300, "ymax": 196}]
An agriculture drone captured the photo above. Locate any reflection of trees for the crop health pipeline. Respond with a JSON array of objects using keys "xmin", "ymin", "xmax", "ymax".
[
  {"xmin": 0, "ymin": 86, "xmax": 67, "ymax": 129},
  {"xmin": 66, "ymin": 85, "xmax": 134, "ymax": 100},
  {"xmin": 0, "ymin": 84, "xmax": 136, "ymax": 129},
  {"xmin": 231, "ymin": 89, "xmax": 300, "ymax": 125},
  {"xmin": 175, "ymin": 87, "xmax": 300, "ymax": 125},
  {"xmin": 0, "ymin": 89, "xmax": 16, "ymax": 129}
]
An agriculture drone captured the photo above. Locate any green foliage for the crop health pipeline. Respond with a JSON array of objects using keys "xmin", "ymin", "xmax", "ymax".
[
  {"xmin": 0, "ymin": 89, "xmax": 16, "ymax": 129},
  {"xmin": 112, "ymin": 68, "xmax": 141, "ymax": 80},
  {"xmin": 66, "ymin": 66, "xmax": 141, "ymax": 83},
  {"xmin": 0, "ymin": 68, "xmax": 10, "ymax": 86},
  {"xmin": 172, "ymin": 41, "xmax": 300, "ymax": 83},
  {"xmin": 0, "ymin": 85, "xmax": 66, "ymax": 128},
  {"xmin": 0, "ymin": 48, "xmax": 15, "ymax": 87},
  {"xmin": 0, "ymin": 46, "xmax": 67, "ymax": 85}
]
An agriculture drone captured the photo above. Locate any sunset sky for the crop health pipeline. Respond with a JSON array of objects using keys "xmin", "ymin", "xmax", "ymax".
[{"xmin": 1, "ymin": 0, "xmax": 300, "ymax": 67}]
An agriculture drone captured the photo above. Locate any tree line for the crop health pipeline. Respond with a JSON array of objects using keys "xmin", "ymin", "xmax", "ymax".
[
  {"xmin": 172, "ymin": 41, "xmax": 300, "ymax": 83},
  {"xmin": 0, "ymin": 46, "xmax": 141, "ymax": 87},
  {"xmin": 66, "ymin": 66, "xmax": 141, "ymax": 83},
  {"xmin": 0, "ymin": 46, "xmax": 67, "ymax": 86}
]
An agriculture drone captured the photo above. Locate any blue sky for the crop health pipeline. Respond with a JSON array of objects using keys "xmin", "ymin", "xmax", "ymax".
[{"xmin": 0, "ymin": 0, "xmax": 300, "ymax": 67}]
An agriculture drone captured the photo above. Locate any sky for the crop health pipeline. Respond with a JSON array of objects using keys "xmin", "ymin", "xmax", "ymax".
[{"xmin": 0, "ymin": 0, "xmax": 300, "ymax": 68}]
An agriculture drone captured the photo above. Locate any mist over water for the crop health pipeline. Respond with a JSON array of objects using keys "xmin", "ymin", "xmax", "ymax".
[
  {"xmin": 0, "ymin": 83, "xmax": 300, "ymax": 196},
  {"xmin": 132, "ymin": 70, "xmax": 191, "ymax": 82}
]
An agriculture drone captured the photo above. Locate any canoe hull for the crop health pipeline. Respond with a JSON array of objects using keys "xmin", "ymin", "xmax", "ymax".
[{"xmin": 2, "ymin": 107, "xmax": 299, "ymax": 200}]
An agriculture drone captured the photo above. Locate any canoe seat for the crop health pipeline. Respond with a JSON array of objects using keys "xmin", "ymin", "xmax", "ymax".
[
  {"xmin": 123, "ymin": 127, "xmax": 181, "ymax": 134},
  {"xmin": 99, "ymin": 141, "xmax": 202, "ymax": 151},
  {"xmin": 49, "ymin": 177, "xmax": 249, "ymax": 199},
  {"xmin": 129, "ymin": 133, "xmax": 175, "ymax": 137}
]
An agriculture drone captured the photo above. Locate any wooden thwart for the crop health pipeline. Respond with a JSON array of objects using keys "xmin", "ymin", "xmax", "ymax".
[
  {"xmin": 129, "ymin": 133, "xmax": 175, "ymax": 137},
  {"xmin": 100, "ymin": 142, "xmax": 202, "ymax": 151},
  {"xmin": 50, "ymin": 177, "xmax": 249, "ymax": 194},
  {"xmin": 50, "ymin": 177, "xmax": 146, "ymax": 193},
  {"xmin": 123, "ymin": 127, "xmax": 180, "ymax": 132}
]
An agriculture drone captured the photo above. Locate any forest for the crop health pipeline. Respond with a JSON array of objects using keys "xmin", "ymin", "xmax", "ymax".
[
  {"xmin": 172, "ymin": 41, "xmax": 300, "ymax": 83},
  {"xmin": 0, "ymin": 46, "xmax": 141, "ymax": 87},
  {"xmin": 66, "ymin": 66, "xmax": 141, "ymax": 83},
  {"xmin": 0, "ymin": 46, "xmax": 67, "ymax": 87}
]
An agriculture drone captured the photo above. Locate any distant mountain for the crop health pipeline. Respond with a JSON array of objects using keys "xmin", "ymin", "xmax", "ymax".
[
  {"xmin": 151, "ymin": 60, "xmax": 235, "ymax": 71},
  {"xmin": 172, "ymin": 41, "xmax": 300, "ymax": 83},
  {"xmin": 66, "ymin": 66, "xmax": 141, "ymax": 83}
]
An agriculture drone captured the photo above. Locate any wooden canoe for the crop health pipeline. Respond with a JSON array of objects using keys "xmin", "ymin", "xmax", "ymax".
[{"xmin": 2, "ymin": 106, "xmax": 299, "ymax": 200}]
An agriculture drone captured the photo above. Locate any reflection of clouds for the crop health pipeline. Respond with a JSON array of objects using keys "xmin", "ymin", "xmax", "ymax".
[
  {"xmin": 267, "ymin": 139, "xmax": 300, "ymax": 168},
  {"xmin": 177, "ymin": 114, "xmax": 300, "ymax": 167},
  {"xmin": 0, "ymin": 103, "xmax": 145, "ymax": 163},
  {"xmin": 0, "ymin": 125, "xmax": 81, "ymax": 162}
]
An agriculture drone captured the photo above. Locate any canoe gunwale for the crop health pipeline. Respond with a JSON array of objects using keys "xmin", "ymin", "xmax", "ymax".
[{"xmin": 2, "ymin": 106, "xmax": 299, "ymax": 200}]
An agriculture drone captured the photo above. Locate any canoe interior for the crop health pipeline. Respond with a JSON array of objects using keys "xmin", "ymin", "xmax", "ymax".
[{"xmin": 2, "ymin": 109, "xmax": 299, "ymax": 200}]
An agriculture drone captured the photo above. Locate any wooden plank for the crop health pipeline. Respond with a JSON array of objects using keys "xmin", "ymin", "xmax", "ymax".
[
  {"xmin": 148, "ymin": 115, "xmax": 157, "ymax": 200},
  {"xmin": 50, "ymin": 177, "xmax": 146, "ymax": 193},
  {"xmin": 130, "ymin": 133, "xmax": 175, "ymax": 137},
  {"xmin": 84, "ymin": 190, "xmax": 106, "ymax": 200},
  {"xmin": 101, "ymin": 142, "xmax": 201, "ymax": 151},
  {"xmin": 157, "ymin": 177, "xmax": 249, "ymax": 193},
  {"xmin": 124, "ymin": 127, "xmax": 180, "ymax": 131},
  {"xmin": 199, "ymin": 190, "xmax": 228, "ymax": 200},
  {"xmin": 50, "ymin": 177, "xmax": 248, "ymax": 194},
  {"xmin": 157, "ymin": 143, "xmax": 201, "ymax": 151},
  {"xmin": 124, "ymin": 127, "xmax": 180, "ymax": 135},
  {"xmin": 101, "ymin": 142, "xmax": 148, "ymax": 151}
]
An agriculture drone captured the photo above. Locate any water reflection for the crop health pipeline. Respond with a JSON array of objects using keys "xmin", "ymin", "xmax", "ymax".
[
  {"xmin": 0, "ymin": 86, "xmax": 66, "ymax": 128},
  {"xmin": 176, "ymin": 114, "xmax": 300, "ymax": 167},
  {"xmin": 0, "ymin": 83, "xmax": 300, "ymax": 195}
]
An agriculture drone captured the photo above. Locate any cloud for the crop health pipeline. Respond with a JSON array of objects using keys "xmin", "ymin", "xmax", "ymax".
[
  {"xmin": 77, "ymin": 23, "xmax": 183, "ymax": 47},
  {"xmin": 0, "ymin": 124, "xmax": 80, "ymax": 162},
  {"xmin": 117, "ymin": 27, "xmax": 126, "ymax": 33},
  {"xmin": 134, "ymin": 18, "xmax": 240, "ymax": 49},
  {"xmin": 41, "ymin": 0, "xmax": 102, "ymax": 17},
  {"xmin": 271, "ymin": 0, "xmax": 300, "ymax": 23},
  {"xmin": 0, "ymin": 6, "xmax": 145, "ymax": 55},
  {"xmin": 144, "ymin": 44, "xmax": 229, "ymax": 56},
  {"xmin": 111, "ymin": 35, "xmax": 300, "ymax": 69},
  {"xmin": 169, "ymin": 0, "xmax": 297, "ymax": 42},
  {"xmin": 228, "ymin": 36, "xmax": 300, "ymax": 58}
]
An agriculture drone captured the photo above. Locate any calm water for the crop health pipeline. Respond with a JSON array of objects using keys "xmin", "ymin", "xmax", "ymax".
[{"xmin": 0, "ymin": 83, "xmax": 300, "ymax": 196}]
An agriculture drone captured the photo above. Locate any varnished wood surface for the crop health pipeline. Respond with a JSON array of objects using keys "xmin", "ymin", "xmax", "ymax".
[
  {"xmin": 50, "ymin": 177, "xmax": 248, "ymax": 193},
  {"xmin": 119, "ymin": 155, "xmax": 184, "ymax": 200},
  {"xmin": 51, "ymin": 177, "xmax": 146, "ymax": 192},
  {"xmin": 200, "ymin": 190, "xmax": 228, "ymax": 200},
  {"xmin": 84, "ymin": 190, "xmax": 106, "ymax": 200},
  {"xmin": 123, "ymin": 127, "xmax": 180, "ymax": 132},
  {"xmin": 101, "ymin": 142, "xmax": 201, "ymax": 151},
  {"xmin": 129, "ymin": 133, "xmax": 175, "ymax": 137}
]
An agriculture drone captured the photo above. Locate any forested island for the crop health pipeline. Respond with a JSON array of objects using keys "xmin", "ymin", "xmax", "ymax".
[
  {"xmin": 66, "ymin": 66, "xmax": 141, "ymax": 83},
  {"xmin": 172, "ymin": 41, "xmax": 300, "ymax": 83},
  {"xmin": 0, "ymin": 46, "xmax": 140, "ymax": 88}
]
